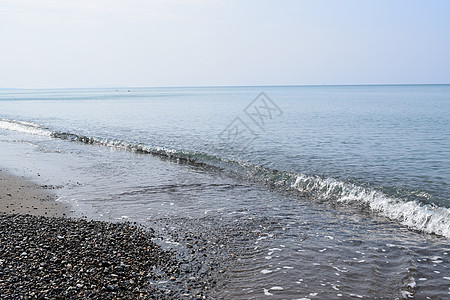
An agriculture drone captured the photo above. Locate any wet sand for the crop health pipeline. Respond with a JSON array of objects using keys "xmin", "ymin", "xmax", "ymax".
[{"xmin": 0, "ymin": 170, "xmax": 69, "ymax": 217}]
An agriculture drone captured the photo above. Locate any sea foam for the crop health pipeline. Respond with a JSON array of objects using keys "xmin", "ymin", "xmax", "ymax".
[
  {"xmin": 0, "ymin": 119, "xmax": 51, "ymax": 137},
  {"xmin": 292, "ymin": 175, "xmax": 450, "ymax": 238}
]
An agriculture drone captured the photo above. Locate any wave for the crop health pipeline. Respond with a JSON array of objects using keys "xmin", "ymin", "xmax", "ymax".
[
  {"xmin": 291, "ymin": 175, "xmax": 450, "ymax": 238},
  {"xmin": 0, "ymin": 118, "xmax": 51, "ymax": 136},
  {"xmin": 1, "ymin": 118, "xmax": 449, "ymax": 239}
]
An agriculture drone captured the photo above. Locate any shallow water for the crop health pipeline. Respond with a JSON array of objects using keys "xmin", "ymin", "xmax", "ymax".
[{"xmin": 0, "ymin": 85, "xmax": 449, "ymax": 298}]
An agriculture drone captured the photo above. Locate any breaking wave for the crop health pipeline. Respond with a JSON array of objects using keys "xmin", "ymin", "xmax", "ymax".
[{"xmin": 0, "ymin": 118, "xmax": 51, "ymax": 136}]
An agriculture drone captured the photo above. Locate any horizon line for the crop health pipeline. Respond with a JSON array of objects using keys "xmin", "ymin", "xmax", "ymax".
[{"xmin": 1, "ymin": 83, "xmax": 450, "ymax": 90}]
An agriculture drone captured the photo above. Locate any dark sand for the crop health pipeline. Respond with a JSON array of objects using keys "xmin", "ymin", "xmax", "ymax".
[{"xmin": 0, "ymin": 170, "xmax": 211, "ymax": 299}]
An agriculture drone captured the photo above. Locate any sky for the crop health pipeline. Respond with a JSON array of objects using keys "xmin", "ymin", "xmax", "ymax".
[{"xmin": 1, "ymin": 0, "xmax": 449, "ymax": 88}]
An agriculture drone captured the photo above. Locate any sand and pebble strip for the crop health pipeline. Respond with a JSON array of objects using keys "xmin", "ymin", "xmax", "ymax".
[{"xmin": 0, "ymin": 171, "xmax": 211, "ymax": 299}]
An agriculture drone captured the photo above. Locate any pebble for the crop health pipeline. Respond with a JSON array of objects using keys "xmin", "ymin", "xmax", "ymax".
[{"xmin": 0, "ymin": 214, "xmax": 205, "ymax": 299}]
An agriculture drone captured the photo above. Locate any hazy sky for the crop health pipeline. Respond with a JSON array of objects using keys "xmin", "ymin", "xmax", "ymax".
[{"xmin": 1, "ymin": 0, "xmax": 449, "ymax": 88}]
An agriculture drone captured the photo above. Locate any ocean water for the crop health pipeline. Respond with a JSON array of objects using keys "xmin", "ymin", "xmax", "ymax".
[{"xmin": 0, "ymin": 85, "xmax": 449, "ymax": 299}]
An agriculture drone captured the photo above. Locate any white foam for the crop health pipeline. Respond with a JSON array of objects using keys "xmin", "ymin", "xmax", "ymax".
[
  {"xmin": 293, "ymin": 175, "xmax": 450, "ymax": 238},
  {"xmin": 333, "ymin": 266, "xmax": 348, "ymax": 273},
  {"xmin": 432, "ymin": 260, "xmax": 443, "ymax": 263},
  {"xmin": 407, "ymin": 277, "xmax": 416, "ymax": 288},
  {"xmin": 0, "ymin": 119, "xmax": 51, "ymax": 136},
  {"xmin": 263, "ymin": 288, "xmax": 273, "ymax": 296},
  {"xmin": 401, "ymin": 291, "xmax": 413, "ymax": 298},
  {"xmin": 430, "ymin": 256, "xmax": 442, "ymax": 260}
]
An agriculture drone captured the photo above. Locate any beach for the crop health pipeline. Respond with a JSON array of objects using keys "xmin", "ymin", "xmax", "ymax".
[
  {"xmin": 0, "ymin": 170, "xmax": 214, "ymax": 299},
  {"xmin": 0, "ymin": 86, "xmax": 449, "ymax": 299}
]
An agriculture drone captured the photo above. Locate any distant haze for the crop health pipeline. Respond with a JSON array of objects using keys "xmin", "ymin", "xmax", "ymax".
[{"xmin": 1, "ymin": 0, "xmax": 449, "ymax": 88}]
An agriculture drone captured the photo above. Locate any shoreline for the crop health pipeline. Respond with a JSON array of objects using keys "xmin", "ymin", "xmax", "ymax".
[{"xmin": 0, "ymin": 169, "xmax": 212, "ymax": 299}]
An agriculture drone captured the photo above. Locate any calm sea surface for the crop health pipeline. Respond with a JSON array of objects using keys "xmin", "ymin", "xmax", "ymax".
[{"xmin": 0, "ymin": 85, "xmax": 449, "ymax": 299}]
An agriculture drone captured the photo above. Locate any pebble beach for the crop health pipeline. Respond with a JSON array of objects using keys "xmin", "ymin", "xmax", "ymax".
[{"xmin": 0, "ymin": 170, "xmax": 212, "ymax": 299}]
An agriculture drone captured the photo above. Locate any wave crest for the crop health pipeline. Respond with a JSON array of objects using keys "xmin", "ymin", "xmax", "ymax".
[
  {"xmin": 292, "ymin": 175, "xmax": 450, "ymax": 238},
  {"xmin": 0, "ymin": 119, "xmax": 51, "ymax": 136}
]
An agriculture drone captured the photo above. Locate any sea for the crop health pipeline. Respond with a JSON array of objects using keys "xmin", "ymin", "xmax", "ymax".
[{"xmin": 0, "ymin": 85, "xmax": 449, "ymax": 299}]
